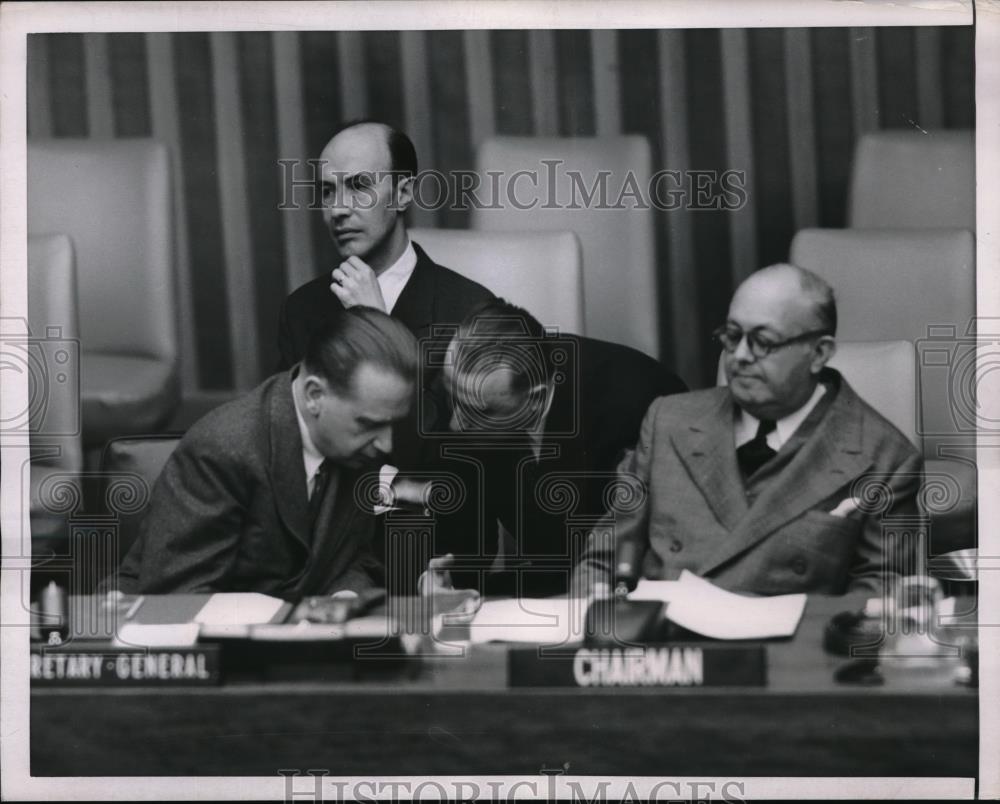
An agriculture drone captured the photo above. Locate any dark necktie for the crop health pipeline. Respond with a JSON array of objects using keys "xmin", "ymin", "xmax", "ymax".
[
  {"xmin": 737, "ymin": 418, "xmax": 777, "ymax": 478},
  {"xmin": 308, "ymin": 459, "xmax": 335, "ymax": 529}
]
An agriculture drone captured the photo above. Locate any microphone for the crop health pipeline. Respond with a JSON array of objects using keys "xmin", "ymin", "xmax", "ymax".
[{"xmin": 613, "ymin": 536, "xmax": 645, "ymax": 598}]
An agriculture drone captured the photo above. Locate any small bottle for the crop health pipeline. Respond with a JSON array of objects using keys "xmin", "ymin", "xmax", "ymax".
[
  {"xmin": 40, "ymin": 581, "xmax": 67, "ymax": 645},
  {"xmin": 878, "ymin": 575, "xmax": 961, "ymax": 688}
]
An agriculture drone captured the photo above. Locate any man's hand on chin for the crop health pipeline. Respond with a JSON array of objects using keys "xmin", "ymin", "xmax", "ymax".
[{"xmin": 330, "ymin": 256, "xmax": 387, "ymax": 311}]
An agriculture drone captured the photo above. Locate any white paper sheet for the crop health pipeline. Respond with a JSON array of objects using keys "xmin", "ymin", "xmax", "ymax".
[
  {"xmin": 112, "ymin": 622, "xmax": 201, "ymax": 648},
  {"xmin": 466, "ymin": 597, "xmax": 589, "ymax": 644},
  {"xmin": 634, "ymin": 570, "xmax": 806, "ymax": 639},
  {"xmin": 629, "ymin": 579, "xmax": 683, "ymax": 602},
  {"xmin": 193, "ymin": 593, "xmax": 287, "ymax": 627}
]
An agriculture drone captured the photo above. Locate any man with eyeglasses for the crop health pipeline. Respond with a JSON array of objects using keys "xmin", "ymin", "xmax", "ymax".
[{"xmin": 576, "ymin": 263, "xmax": 923, "ymax": 596}]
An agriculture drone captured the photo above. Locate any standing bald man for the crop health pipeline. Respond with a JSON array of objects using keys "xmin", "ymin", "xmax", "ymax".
[
  {"xmin": 277, "ymin": 120, "xmax": 494, "ymax": 369},
  {"xmin": 576, "ymin": 264, "xmax": 923, "ymax": 596},
  {"xmin": 277, "ymin": 121, "xmax": 495, "ymax": 471}
]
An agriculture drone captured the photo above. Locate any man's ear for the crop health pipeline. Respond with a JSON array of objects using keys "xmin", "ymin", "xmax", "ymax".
[
  {"xmin": 302, "ymin": 373, "xmax": 330, "ymax": 415},
  {"xmin": 530, "ymin": 381, "xmax": 556, "ymax": 421},
  {"xmin": 811, "ymin": 335, "xmax": 837, "ymax": 374},
  {"xmin": 393, "ymin": 175, "xmax": 415, "ymax": 213}
]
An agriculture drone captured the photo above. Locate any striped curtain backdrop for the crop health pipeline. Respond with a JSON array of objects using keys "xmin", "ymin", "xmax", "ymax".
[{"xmin": 26, "ymin": 27, "xmax": 974, "ymax": 393}]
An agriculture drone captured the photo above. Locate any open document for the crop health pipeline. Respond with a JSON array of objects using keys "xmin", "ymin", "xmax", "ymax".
[
  {"xmin": 112, "ymin": 592, "xmax": 291, "ymax": 646},
  {"xmin": 465, "ymin": 597, "xmax": 589, "ymax": 644},
  {"xmin": 464, "ymin": 571, "xmax": 806, "ymax": 643},
  {"xmin": 631, "ymin": 570, "xmax": 806, "ymax": 639}
]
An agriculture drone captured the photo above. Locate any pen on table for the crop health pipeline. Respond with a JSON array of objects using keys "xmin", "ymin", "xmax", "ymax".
[{"xmin": 123, "ymin": 595, "xmax": 145, "ymax": 621}]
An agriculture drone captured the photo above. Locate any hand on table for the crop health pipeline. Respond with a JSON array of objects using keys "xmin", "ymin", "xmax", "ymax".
[{"xmin": 419, "ymin": 553, "xmax": 456, "ymax": 595}]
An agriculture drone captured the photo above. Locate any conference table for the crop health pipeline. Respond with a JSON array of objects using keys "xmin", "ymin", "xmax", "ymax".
[{"xmin": 30, "ymin": 592, "xmax": 977, "ymax": 778}]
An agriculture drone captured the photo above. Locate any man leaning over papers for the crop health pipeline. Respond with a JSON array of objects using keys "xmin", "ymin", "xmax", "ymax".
[
  {"xmin": 106, "ymin": 308, "xmax": 417, "ymax": 600},
  {"xmin": 574, "ymin": 264, "xmax": 923, "ymax": 598}
]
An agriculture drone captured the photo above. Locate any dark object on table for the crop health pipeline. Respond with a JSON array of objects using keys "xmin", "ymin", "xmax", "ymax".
[
  {"xmin": 834, "ymin": 658, "xmax": 884, "ymax": 686},
  {"xmin": 584, "ymin": 599, "xmax": 666, "ymax": 647},
  {"xmin": 823, "ymin": 607, "xmax": 886, "ymax": 657},
  {"xmin": 291, "ymin": 588, "xmax": 387, "ymax": 624}
]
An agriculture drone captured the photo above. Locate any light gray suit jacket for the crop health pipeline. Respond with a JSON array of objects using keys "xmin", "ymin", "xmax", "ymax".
[{"xmin": 579, "ymin": 371, "xmax": 923, "ymax": 595}]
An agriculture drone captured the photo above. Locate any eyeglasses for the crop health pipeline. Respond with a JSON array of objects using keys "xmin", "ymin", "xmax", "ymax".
[{"xmin": 712, "ymin": 325, "xmax": 831, "ymax": 359}]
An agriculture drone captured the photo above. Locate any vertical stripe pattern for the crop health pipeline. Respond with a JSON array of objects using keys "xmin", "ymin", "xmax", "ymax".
[
  {"xmin": 108, "ymin": 34, "xmax": 151, "ymax": 137},
  {"xmin": 26, "ymin": 28, "xmax": 975, "ymax": 394},
  {"xmin": 915, "ymin": 27, "xmax": 944, "ymax": 129},
  {"xmin": 400, "ymin": 31, "xmax": 437, "ymax": 229},
  {"xmin": 273, "ymin": 32, "xmax": 316, "ymax": 294},
  {"xmin": 464, "ymin": 30, "xmax": 496, "ymax": 150},
  {"xmin": 26, "ymin": 35, "xmax": 52, "ymax": 138},
  {"xmin": 784, "ymin": 28, "xmax": 819, "ymax": 230},
  {"xmin": 720, "ymin": 29, "xmax": 758, "ymax": 287},
  {"xmin": 337, "ymin": 31, "xmax": 367, "ymax": 121},
  {"xmin": 656, "ymin": 30, "xmax": 701, "ymax": 385},
  {"xmin": 528, "ymin": 30, "xmax": 558, "ymax": 136},
  {"xmin": 147, "ymin": 33, "xmax": 197, "ymax": 394},
  {"xmin": 591, "ymin": 30, "xmax": 622, "ymax": 137},
  {"xmin": 849, "ymin": 27, "xmax": 880, "ymax": 134},
  {"xmin": 83, "ymin": 33, "xmax": 114, "ymax": 139},
  {"xmin": 211, "ymin": 32, "xmax": 259, "ymax": 390}
]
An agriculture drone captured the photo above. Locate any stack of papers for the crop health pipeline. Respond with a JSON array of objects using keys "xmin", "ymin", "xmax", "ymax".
[
  {"xmin": 630, "ymin": 570, "xmax": 806, "ymax": 639},
  {"xmin": 195, "ymin": 593, "xmax": 290, "ymax": 638},
  {"xmin": 463, "ymin": 570, "xmax": 807, "ymax": 644},
  {"xmin": 466, "ymin": 597, "xmax": 588, "ymax": 645},
  {"xmin": 113, "ymin": 622, "xmax": 201, "ymax": 648},
  {"xmin": 112, "ymin": 592, "xmax": 290, "ymax": 645}
]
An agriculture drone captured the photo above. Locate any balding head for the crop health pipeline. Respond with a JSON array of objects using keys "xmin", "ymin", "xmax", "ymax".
[
  {"xmin": 733, "ymin": 264, "xmax": 836, "ymax": 337},
  {"xmin": 322, "ymin": 120, "xmax": 417, "ymax": 180},
  {"xmin": 318, "ymin": 120, "xmax": 416, "ymax": 272},
  {"xmin": 722, "ymin": 263, "xmax": 838, "ymax": 420}
]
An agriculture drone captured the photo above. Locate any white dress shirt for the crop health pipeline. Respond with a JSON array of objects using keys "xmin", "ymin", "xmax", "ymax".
[
  {"xmin": 734, "ymin": 383, "xmax": 827, "ymax": 452},
  {"xmin": 293, "ymin": 383, "xmax": 357, "ymax": 597},
  {"xmin": 293, "ymin": 389, "xmax": 325, "ymax": 499},
  {"xmin": 376, "ymin": 239, "xmax": 417, "ymax": 313},
  {"xmin": 370, "ymin": 239, "xmax": 417, "ymax": 505}
]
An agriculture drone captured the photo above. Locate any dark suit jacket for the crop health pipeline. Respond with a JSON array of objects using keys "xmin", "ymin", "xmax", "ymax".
[
  {"xmin": 277, "ymin": 241, "xmax": 495, "ymax": 369},
  {"xmin": 578, "ymin": 370, "xmax": 924, "ymax": 596},
  {"xmin": 113, "ymin": 373, "xmax": 382, "ymax": 599},
  {"xmin": 277, "ymin": 241, "xmax": 495, "ymax": 467},
  {"xmin": 422, "ymin": 335, "xmax": 688, "ymax": 596}
]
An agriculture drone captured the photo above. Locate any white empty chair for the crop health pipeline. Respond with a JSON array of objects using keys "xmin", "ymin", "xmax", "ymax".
[
  {"xmin": 789, "ymin": 227, "xmax": 975, "ymax": 457},
  {"xmin": 409, "ymin": 228, "xmax": 585, "ymax": 335},
  {"xmin": 472, "ymin": 136, "xmax": 659, "ymax": 357},
  {"xmin": 28, "ymin": 139, "xmax": 180, "ymax": 448},
  {"xmin": 847, "ymin": 130, "xmax": 974, "ymax": 231},
  {"xmin": 26, "ymin": 234, "xmax": 83, "ymax": 539}
]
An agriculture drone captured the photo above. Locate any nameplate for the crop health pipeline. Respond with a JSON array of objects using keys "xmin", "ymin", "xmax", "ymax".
[
  {"xmin": 30, "ymin": 644, "xmax": 221, "ymax": 687},
  {"xmin": 213, "ymin": 631, "xmax": 410, "ymax": 682},
  {"xmin": 508, "ymin": 643, "xmax": 767, "ymax": 688}
]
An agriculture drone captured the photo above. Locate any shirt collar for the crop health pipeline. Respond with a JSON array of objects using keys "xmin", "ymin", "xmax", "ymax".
[
  {"xmin": 377, "ymin": 238, "xmax": 417, "ymax": 313},
  {"xmin": 292, "ymin": 380, "xmax": 325, "ymax": 484},
  {"xmin": 735, "ymin": 382, "xmax": 827, "ymax": 450}
]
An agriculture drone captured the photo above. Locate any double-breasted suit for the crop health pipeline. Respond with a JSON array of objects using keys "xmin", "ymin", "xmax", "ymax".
[{"xmin": 580, "ymin": 370, "xmax": 923, "ymax": 595}]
